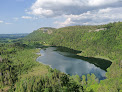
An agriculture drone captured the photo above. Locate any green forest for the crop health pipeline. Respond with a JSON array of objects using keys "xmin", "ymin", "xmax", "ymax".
[{"xmin": 0, "ymin": 22, "xmax": 122, "ymax": 92}]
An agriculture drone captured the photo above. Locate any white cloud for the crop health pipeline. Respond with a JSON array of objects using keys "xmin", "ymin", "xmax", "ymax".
[
  {"xmin": 21, "ymin": 16, "xmax": 32, "ymax": 19},
  {"xmin": 88, "ymin": 0, "xmax": 119, "ymax": 6},
  {"xmin": 55, "ymin": 7, "xmax": 122, "ymax": 27},
  {"xmin": 28, "ymin": 0, "xmax": 122, "ymax": 17},
  {"xmin": 98, "ymin": 8, "xmax": 112, "ymax": 13},
  {"xmin": 5, "ymin": 23, "xmax": 13, "ymax": 25},
  {"xmin": 0, "ymin": 21, "xmax": 13, "ymax": 25},
  {"xmin": 27, "ymin": 0, "xmax": 122, "ymax": 27},
  {"xmin": 29, "ymin": 8, "xmax": 53, "ymax": 17},
  {"xmin": 55, "ymin": 18, "xmax": 74, "ymax": 27},
  {"xmin": 0, "ymin": 20, "xmax": 3, "ymax": 23}
]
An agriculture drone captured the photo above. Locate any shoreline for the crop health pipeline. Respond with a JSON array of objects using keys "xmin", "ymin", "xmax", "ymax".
[{"xmin": 36, "ymin": 46, "xmax": 109, "ymax": 80}]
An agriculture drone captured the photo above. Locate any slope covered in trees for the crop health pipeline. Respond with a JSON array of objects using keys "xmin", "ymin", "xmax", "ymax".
[
  {"xmin": 23, "ymin": 22, "xmax": 122, "ymax": 91},
  {"xmin": 24, "ymin": 22, "xmax": 122, "ymax": 61},
  {"xmin": 0, "ymin": 22, "xmax": 122, "ymax": 92},
  {"xmin": 0, "ymin": 42, "xmax": 102, "ymax": 92}
]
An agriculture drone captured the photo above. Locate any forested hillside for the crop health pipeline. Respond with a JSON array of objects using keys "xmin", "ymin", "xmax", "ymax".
[
  {"xmin": 0, "ymin": 42, "xmax": 104, "ymax": 92},
  {"xmin": 23, "ymin": 22, "xmax": 122, "ymax": 91},
  {"xmin": 24, "ymin": 22, "xmax": 122, "ymax": 61},
  {"xmin": 0, "ymin": 22, "xmax": 122, "ymax": 92}
]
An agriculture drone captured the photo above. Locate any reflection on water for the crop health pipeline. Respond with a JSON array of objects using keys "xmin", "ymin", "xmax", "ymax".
[{"xmin": 37, "ymin": 47, "xmax": 111, "ymax": 80}]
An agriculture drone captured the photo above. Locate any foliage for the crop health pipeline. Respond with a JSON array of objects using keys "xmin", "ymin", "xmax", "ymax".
[
  {"xmin": 23, "ymin": 22, "xmax": 122, "ymax": 92},
  {"xmin": 0, "ymin": 22, "xmax": 122, "ymax": 92}
]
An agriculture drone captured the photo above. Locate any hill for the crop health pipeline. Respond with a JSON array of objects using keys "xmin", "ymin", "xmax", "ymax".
[
  {"xmin": 23, "ymin": 22, "xmax": 122, "ymax": 91},
  {"xmin": 24, "ymin": 27, "xmax": 55, "ymax": 42},
  {"xmin": 24, "ymin": 22, "xmax": 122, "ymax": 61},
  {"xmin": 0, "ymin": 22, "xmax": 121, "ymax": 92}
]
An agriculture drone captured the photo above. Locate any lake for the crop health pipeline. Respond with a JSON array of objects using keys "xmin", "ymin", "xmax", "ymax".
[{"xmin": 37, "ymin": 46, "xmax": 112, "ymax": 80}]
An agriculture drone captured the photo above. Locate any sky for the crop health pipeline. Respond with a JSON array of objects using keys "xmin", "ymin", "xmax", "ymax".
[{"xmin": 0, "ymin": 0, "xmax": 122, "ymax": 34}]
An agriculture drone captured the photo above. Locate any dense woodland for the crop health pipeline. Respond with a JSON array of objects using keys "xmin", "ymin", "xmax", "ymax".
[{"xmin": 0, "ymin": 22, "xmax": 122, "ymax": 92}]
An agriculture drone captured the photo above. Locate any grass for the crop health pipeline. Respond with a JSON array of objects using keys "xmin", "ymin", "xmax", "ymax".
[
  {"xmin": 94, "ymin": 55, "xmax": 113, "ymax": 62},
  {"xmin": 77, "ymin": 53, "xmax": 113, "ymax": 62},
  {"xmin": 20, "ymin": 64, "xmax": 49, "ymax": 78},
  {"xmin": 19, "ymin": 48, "xmax": 49, "ymax": 78},
  {"xmin": 0, "ymin": 86, "xmax": 10, "ymax": 92}
]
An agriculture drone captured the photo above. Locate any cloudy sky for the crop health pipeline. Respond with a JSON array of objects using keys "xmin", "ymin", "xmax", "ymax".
[{"xmin": 0, "ymin": 0, "xmax": 122, "ymax": 34}]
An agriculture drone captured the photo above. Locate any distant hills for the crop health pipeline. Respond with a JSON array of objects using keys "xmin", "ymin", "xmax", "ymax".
[{"xmin": 0, "ymin": 33, "xmax": 28, "ymax": 39}]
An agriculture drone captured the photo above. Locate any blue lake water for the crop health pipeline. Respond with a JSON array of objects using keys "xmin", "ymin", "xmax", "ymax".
[{"xmin": 37, "ymin": 47, "xmax": 111, "ymax": 80}]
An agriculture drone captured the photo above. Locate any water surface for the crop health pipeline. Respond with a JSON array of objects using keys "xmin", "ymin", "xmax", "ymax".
[{"xmin": 37, "ymin": 47, "xmax": 112, "ymax": 80}]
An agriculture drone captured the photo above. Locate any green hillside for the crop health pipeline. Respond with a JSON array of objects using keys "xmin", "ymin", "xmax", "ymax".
[
  {"xmin": 23, "ymin": 22, "xmax": 122, "ymax": 91},
  {"xmin": 0, "ymin": 22, "xmax": 122, "ymax": 92},
  {"xmin": 25, "ymin": 22, "xmax": 122, "ymax": 61}
]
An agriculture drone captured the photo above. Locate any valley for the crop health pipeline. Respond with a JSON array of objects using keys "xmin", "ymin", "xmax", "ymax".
[{"xmin": 0, "ymin": 22, "xmax": 122, "ymax": 92}]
